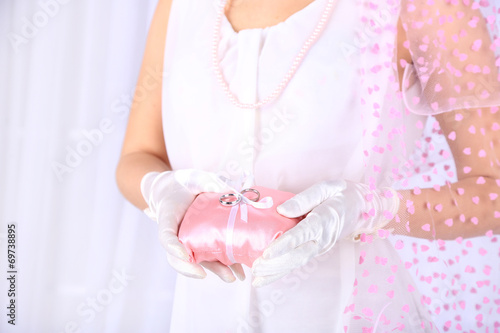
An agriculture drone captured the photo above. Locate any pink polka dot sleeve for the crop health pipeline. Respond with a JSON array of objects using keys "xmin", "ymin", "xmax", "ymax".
[
  {"xmin": 400, "ymin": 0, "xmax": 500, "ymax": 114},
  {"xmin": 352, "ymin": 0, "xmax": 500, "ymax": 330}
]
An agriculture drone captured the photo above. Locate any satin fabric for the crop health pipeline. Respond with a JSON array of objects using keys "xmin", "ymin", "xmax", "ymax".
[{"xmin": 178, "ymin": 186, "xmax": 301, "ymax": 267}]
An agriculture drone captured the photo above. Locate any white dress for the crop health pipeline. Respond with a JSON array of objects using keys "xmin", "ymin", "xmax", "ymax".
[{"xmin": 161, "ymin": 0, "xmax": 437, "ymax": 331}]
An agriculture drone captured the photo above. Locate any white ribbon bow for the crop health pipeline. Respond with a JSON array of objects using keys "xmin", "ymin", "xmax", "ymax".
[{"xmin": 223, "ymin": 188, "xmax": 274, "ymax": 264}]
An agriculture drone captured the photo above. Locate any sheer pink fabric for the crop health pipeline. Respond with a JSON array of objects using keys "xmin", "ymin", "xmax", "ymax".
[
  {"xmin": 401, "ymin": 0, "xmax": 500, "ymax": 115},
  {"xmin": 356, "ymin": 0, "xmax": 500, "ymax": 330}
]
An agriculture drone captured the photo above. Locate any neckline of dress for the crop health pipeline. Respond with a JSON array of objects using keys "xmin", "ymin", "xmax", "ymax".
[
  {"xmin": 212, "ymin": 0, "xmax": 337, "ymax": 109},
  {"xmin": 220, "ymin": 0, "xmax": 324, "ymax": 35}
]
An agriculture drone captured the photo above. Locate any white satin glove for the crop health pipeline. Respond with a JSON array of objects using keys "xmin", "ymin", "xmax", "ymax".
[
  {"xmin": 141, "ymin": 169, "xmax": 246, "ymax": 282},
  {"xmin": 252, "ymin": 180, "xmax": 399, "ymax": 287}
]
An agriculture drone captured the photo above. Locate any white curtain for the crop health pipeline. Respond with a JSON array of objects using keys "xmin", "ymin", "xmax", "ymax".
[{"xmin": 0, "ymin": 1, "xmax": 176, "ymax": 332}]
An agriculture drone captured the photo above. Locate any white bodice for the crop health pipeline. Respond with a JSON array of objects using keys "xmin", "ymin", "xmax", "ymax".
[{"xmin": 162, "ymin": 0, "xmax": 367, "ymax": 193}]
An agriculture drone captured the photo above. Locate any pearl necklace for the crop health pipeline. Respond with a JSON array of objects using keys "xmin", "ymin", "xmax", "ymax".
[{"xmin": 212, "ymin": 0, "xmax": 337, "ymax": 109}]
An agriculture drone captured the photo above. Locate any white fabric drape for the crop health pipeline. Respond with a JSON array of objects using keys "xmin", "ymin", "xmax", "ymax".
[{"xmin": 0, "ymin": 1, "xmax": 176, "ymax": 332}]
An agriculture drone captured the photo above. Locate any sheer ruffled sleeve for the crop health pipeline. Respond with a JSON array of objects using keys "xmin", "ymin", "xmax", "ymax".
[
  {"xmin": 354, "ymin": 1, "xmax": 500, "ymax": 330},
  {"xmin": 400, "ymin": 0, "xmax": 500, "ymax": 115}
]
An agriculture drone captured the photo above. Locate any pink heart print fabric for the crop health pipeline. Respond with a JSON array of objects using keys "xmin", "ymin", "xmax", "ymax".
[
  {"xmin": 400, "ymin": 0, "xmax": 500, "ymax": 115},
  {"xmin": 351, "ymin": 0, "xmax": 500, "ymax": 330}
]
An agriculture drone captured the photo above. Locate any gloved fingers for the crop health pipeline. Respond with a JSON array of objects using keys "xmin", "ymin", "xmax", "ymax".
[
  {"xmin": 166, "ymin": 253, "xmax": 207, "ymax": 279},
  {"xmin": 143, "ymin": 207, "xmax": 157, "ymax": 222},
  {"xmin": 173, "ymin": 169, "xmax": 237, "ymax": 194},
  {"xmin": 277, "ymin": 180, "xmax": 346, "ymax": 218},
  {"xmin": 200, "ymin": 261, "xmax": 237, "ymax": 283},
  {"xmin": 157, "ymin": 208, "xmax": 194, "ymax": 260},
  {"xmin": 230, "ymin": 263, "xmax": 246, "ymax": 281},
  {"xmin": 262, "ymin": 213, "xmax": 323, "ymax": 260},
  {"xmin": 159, "ymin": 232, "xmax": 192, "ymax": 262},
  {"xmin": 252, "ymin": 241, "xmax": 318, "ymax": 278},
  {"xmin": 252, "ymin": 270, "xmax": 291, "ymax": 288}
]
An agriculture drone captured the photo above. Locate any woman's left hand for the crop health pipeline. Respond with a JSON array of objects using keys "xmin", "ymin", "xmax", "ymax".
[{"xmin": 251, "ymin": 180, "xmax": 400, "ymax": 287}]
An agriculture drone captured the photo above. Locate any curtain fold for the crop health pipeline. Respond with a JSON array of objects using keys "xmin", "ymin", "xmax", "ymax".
[{"xmin": 0, "ymin": 1, "xmax": 175, "ymax": 332}]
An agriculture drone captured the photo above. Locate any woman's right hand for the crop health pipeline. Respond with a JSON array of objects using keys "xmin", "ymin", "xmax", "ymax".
[{"xmin": 141, "ymin": 169, "xmax": 245, "ymax": 282}]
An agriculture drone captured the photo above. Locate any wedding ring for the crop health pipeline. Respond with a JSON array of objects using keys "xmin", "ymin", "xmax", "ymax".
[
  {"xmin": 241, "ymin": 188, "xmax": 260, "ymax": 202},
  {"xmin": 219, "ymin": 193, "xmax": 242, "ymax": 206}
]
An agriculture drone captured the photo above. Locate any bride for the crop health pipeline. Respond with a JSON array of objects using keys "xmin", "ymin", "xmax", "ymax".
[{"xmin": 116, "ymin": 0, "xmax": 500, "ymax": 331}]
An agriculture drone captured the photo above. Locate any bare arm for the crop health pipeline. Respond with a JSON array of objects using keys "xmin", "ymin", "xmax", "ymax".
[{"xmin": 116, "ymin": 0, "xmax": 173, "ymax": 210}]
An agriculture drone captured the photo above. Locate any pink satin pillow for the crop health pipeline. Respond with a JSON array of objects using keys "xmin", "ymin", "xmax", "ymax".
[{"xmin": 178, "ymin": 186, "xmax": 301, "ymax": 267}]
